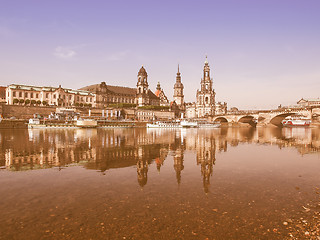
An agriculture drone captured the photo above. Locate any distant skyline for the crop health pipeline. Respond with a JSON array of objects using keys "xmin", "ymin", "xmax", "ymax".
[{"xmin": 0, "ymin": 0, "xmax": 319, "ymax": 109}]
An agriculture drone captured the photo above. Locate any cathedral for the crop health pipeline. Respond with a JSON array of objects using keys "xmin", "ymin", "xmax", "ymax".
[
  {"xmin": 196, "ymin": 56, "xmax": 215, "ymax": 117},
  {"xmin": 186, "ymin": 57, "xmax": 227, "ymax": 118}
]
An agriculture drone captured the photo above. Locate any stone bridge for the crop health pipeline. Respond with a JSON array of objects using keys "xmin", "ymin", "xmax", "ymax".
[{"xmin": 209, "ymin": 107, "xmax": 320, "ymax": 127}]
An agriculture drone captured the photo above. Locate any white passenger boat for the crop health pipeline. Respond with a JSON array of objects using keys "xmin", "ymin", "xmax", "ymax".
[
  {"xmin": 180, "ymin": 120, "xmax": 198, "ymax": 128},
  {"xmin": 28, "ymin": 118, "xmax": 97, "ymax": 129},
  {"xmin": 281, "ymin": 116, "xmax": 311, "ymax": 127},
  {"xmin": 197, "ymin": 121, "xmax": 221, "ymax": 128},
  {"xmin": 75, "ymin": 119, "xmax": 98, "ymax": 128},
  {"xmin": 146, "ymin": 121, "xmax": 182, "ymax": 128}
]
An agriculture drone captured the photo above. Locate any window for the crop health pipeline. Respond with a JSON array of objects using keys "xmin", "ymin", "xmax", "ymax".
[
  {"xmin": 69, "ymin": 95, "xmax": 72, "ymax": 100},
  {"xmin": 31, "ymin": 93, "xmax": 33, "ymax": 98},
  {"xmin": 53, "ymin": 94, "xmax": 56, "ymax": 99},
  {"xmin": 46, "ymin": 93, "xmax": 49, "ymax": 98},
  {"xmin": 25, "ymin": 92, "xmax": 28, "ymax": 98},
  {"xmin": 13, "ymin": 91, "xmax": 16, "ymax": 97},
  {"xmin": 36, "ymin": 93, "xmax": 39, "ymax": 98},
  {"xmin": 77, "ymin": 96, "xmax": 79, "ymax": 101}
]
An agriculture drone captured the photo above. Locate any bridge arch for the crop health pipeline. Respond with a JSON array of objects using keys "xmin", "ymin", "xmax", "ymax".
[
  {"xmin": 270, "ymin": 112, "xmax": 299, "ymax": 126},
  {"xmin": 238, "ymin": 115, "xmax": 257, "ymax": 127},
  {"xmin": 214, "ymin": 117, "xmax": 228, "ymax": 123}
]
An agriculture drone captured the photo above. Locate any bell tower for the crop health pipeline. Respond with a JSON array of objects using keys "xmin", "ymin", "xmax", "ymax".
[
  {"xmin": 136, "ymin": 65, "xmax": 149, "ymax": 106},
  {"xmin": 196, "ymin": 56, "xmax": 216, "ymax": 117},
  {"xmin": 200, "ymin": 56, "xmax": 212, "ymax": 92},
  {"xmin": 173, "ymin": 64, "xmax": 184, "ymax": 107}
]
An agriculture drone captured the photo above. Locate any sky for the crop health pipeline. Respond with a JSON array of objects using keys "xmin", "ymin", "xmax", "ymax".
[{"xmin": 0, "ymin": 0, "xmax": 319, "ymax": 110}]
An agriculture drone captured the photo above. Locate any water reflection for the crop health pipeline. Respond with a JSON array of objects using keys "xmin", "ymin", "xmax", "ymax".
[{"xmin": 1, "ymin": 127, "xmax": 320, "ymax": 192}]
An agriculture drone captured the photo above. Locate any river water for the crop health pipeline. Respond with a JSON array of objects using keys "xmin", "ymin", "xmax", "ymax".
[{"xmin": 0, "ymin": 127, "xmax": 320, "ymax": 239}]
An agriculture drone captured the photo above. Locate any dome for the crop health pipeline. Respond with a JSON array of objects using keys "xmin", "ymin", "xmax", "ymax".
[{"xmin": 138, "ymin": 65, "xmax": 148, "ymax": 76}]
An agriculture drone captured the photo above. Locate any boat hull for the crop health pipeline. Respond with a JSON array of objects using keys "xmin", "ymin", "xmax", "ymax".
[{"xmin": 281, "ymin": 120, "xmax": 311, "ymax": 127}]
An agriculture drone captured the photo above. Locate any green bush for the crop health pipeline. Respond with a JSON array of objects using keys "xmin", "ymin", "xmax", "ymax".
[
  {"xmin": 42, "ymin": 101, "xmax": 47, "ymax": 106},
  {"xmin": 19, "ymin": 99, "xmax": 24, "ymax": 104},
  {"xmin": 36, "ymin": 100, "xmax": 41, "ymax": 105},
  {"xmin": 13, "ymin": 99, "xmax": 19, "ymax": 104},
  {"xmin": 31, "ymin": 100, "xmax": 36, "ymax": 105},
  {"xmin": 25, "ymin": 99, "xmax": 30, "ymax": 105},
  {"xmin": 138, "ymin": 105, "xmax": 170, "ymax": 110},
  {"xmin": 79, "ymin": 103, "xmax": 84, "ymax": 107},
  {"xmin": 108, "ymin": 103, "xmax": 136, "ymax": 108}
]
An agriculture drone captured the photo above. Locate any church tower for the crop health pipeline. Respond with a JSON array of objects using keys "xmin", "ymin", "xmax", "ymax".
[
  {"xmin": 136, "ymin": 65, "xmax": 149, "ymax": 106},
  {"xmin": 173, "ymin": 65, "xmax": 184, "ymax": 107},
  {"xmin": 196, "ymin": 56, "xmax": 215, "ymax": 117}
]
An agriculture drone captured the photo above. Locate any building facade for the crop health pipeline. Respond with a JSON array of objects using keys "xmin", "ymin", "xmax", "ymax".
[
  {"xmin": 0, "ymin": 86, "xmax": 6, "ymax": 103},
  {"xmin": 5, "ymin": 84, "xmax": 96, "ymax": 107},
  {"xmin": 155, "ymin": 82, "xmax": 170, "ymax": 107},
  {"xmin": 80, "ymin": 81, "xmax": 136, "ymax": 108},
  {"xmin": 196, "ymin": 57, "xmax": 216, "ymax": 117},
  {"xmin": 81, "ymin": 66, "xmax": 159, "ymax": 108},
  {"xmin": 215, "ymin": 102, "xmax": 227, "ymax": 115},
  {"xmin": 135, "ymin": 66, "xmax": 159, "ymax": 106},
  {"xmin": 186, "ymin": 57, "xmax": 221, "ymax": 119},
  {"xmin": 297, "ymin": 98, "xmax": 320, "ymax": 107}
]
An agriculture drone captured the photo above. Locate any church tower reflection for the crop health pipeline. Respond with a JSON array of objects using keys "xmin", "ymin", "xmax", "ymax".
[
  {"xmin": 173, "ymin": 146, "xmax": 184, "ymax": 185},
  {"xmin": 196, "ymin": 134, "xmax": 216, "ymax": 193},
  {"xmin": 136, "ymin": 146, "xmax": 149, "ymax": 187}
]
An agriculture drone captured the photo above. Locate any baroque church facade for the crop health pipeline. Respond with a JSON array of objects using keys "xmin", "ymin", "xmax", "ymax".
[
  {"xmin": 196, "ymin": 57, "xmax": 215, "ymax": 117},
  {"xmin": 186, "ymin": 57, "xmax": 227, "ymax": 118}
]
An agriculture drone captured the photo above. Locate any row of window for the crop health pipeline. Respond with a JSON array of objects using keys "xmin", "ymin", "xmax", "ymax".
[
  {"xmin": 104, "ymin": 96, "xmax": 134, "ymax": 103},
  {"xmin": 137, "ymin": 112, "xmax": 154, "ymax": 116},
  {"xmin": 11, "ymin": 91, "xmax": 93, "ymax": 102}
]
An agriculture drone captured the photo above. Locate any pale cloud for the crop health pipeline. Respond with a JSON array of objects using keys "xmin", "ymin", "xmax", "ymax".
[
  {"xmin": 53, "ymin": 46, "xmax": 77, "ymax": 59},
  {"xmin": 106, "ymin": 51, "xmax": 130, "ymax": 61}
]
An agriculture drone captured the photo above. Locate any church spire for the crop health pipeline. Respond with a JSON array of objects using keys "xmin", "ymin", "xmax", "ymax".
[
  {"xmin": 173, "ymin": 64, "xmax": 184, "ymax": 107},
  {"xmin": 156, "ymin": 81, "xmax": 161, "ymax": 91}
]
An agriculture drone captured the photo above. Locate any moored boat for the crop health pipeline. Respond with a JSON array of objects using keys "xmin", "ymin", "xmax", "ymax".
[
  {"xmin": 28, "ymin": 118, "xmax": 98, "ymax": 129},
  {"xmin": 180, "ymin": 120, "xmax": 198, "ymax": 128},
  {"xmin": 281, "ymin": 116, "xmax": 311, "ymax": 127},
  {"xmin": 146, "ymin": 121, "xmax": 181, "ymax": 128},
  {"xmin": 75, "ymin": 119, "xmax": 98, "ymax": 128},
  {"xmin": 197, "ymin": 121, "xmax": 221, "ymax": 128}
]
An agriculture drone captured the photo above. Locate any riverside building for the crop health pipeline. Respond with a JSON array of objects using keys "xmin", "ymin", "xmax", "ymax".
[
  {"xmin": 80, "ymin": 66, "xmax": 159, "ymax": 108},
  {"xmin": 5, "ymin": 84, "xmax": 96, "ymax": 107}
]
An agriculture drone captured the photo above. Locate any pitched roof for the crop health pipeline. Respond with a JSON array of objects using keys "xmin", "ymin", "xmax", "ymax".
[
  {"xmin": 297, "ymin": 98, "xmax": 320, "ymax": 103},
  {"xmin": 107, "ymin": 85, "xmax": 136, "ymax": 95},
  {"xmin": 80, "ymin": 83, "xmax": 136, "ymax": 96},
  {"xmin": 148, "ymin": 90, "xmax": 159, "ymax": 99},
  {"xmin": 154, "ymin": 89, "xmax": 161, "ymax": 97},
  {"xmin": 81, "ymin": 83, "xmax": 159, "ymax": 99}
]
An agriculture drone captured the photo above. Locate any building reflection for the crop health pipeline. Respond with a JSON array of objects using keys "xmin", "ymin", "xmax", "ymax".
[{"xmin": 1, "ymin": 127, "xmax": 320, "ymax": 192}]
